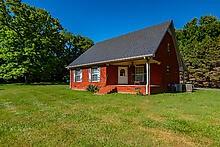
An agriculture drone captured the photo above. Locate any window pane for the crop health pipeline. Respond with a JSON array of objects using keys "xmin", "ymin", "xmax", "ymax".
[
  {"xmin": 75, "ymin": 75, "xmax": 80, "ymax": 82},
  {"xmin": 135, "ymin": 67, "xmax": 144, "ymax": 74},
  {"xmin": 120, "ymin": 69, "xmax": 125, "ymax": 76},
  {"xmin": 91, "ymin": 67, "xmax": 100, "ymax": 82},
  {"xmin": 75, "ymin": 69, "xmax": 81, "ymax": 82},
  {"xmin": 92, "ymin": 75, "xmax": 98, "ymax": 81},
  {"xmin": 75, "ymin": 70, "xmax": 80, "ymax": 75},
  {"xmin": 135, "ymin": 66, "xmax": 144, "ymax": 82}
]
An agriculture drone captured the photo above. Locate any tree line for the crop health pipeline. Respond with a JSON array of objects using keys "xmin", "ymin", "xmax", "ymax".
[
  {"xmin": 1, "ymin": 1, "xmax": 220, "ymax": 88},
  {"xmin": 176, "ymin": 16, "xmax": 220, "ymax": 88},
  {"xmin": 0, "ymin": 0, "xmax": 93, "ymax": 83}
]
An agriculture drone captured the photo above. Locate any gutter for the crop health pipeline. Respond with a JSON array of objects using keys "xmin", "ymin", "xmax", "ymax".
[{"xmin": 66, "ymin": 54, "xmax": 154, "ymax": 69}]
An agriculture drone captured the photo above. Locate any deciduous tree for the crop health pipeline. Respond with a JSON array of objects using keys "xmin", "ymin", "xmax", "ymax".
[{"xmin": 0, "ymin": 0, "xmax": 93, "ymax": 82}]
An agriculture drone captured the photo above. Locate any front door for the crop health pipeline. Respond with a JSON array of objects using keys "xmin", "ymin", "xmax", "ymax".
[{"xmin": 118, "ymin": 67, "xmax": 128, "ymax": 84}]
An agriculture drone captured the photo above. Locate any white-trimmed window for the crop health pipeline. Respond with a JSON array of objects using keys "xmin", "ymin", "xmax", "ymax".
[
  {"xmin": 75, "ymin": 68, "xmax": 82, "ymax": 82},
  {"xmin": 135, "ymin": 66, "xmax": 144, "ymax": 82},
  {"xmin": 90, "ymin": 67, "xmax": 100, "ymax": 82}
]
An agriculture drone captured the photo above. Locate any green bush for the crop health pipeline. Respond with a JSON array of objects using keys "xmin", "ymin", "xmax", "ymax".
[{"xmin": 86, "ymin": 85, "xmax": 99, "ymax": 93}]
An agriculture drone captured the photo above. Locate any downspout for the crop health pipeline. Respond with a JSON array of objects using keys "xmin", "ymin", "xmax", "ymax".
[{"xmin": 145, "ymin": 60, "xmax": 151, "ymax": 95}]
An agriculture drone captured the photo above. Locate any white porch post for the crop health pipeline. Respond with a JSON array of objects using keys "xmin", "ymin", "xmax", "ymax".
[{"xmin": 146, "ymin": 62, "xmax": 150, "ymax": 95}]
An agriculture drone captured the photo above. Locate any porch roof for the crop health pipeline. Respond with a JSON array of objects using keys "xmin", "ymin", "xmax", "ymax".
[{"xmin": 67, "ymin": 21, "xmax": 172, "ymax": 68}]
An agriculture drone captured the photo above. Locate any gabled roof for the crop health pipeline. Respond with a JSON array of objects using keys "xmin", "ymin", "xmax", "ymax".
[{"xmin": 67, "ymin": 21, "xmax": 173, "ymax": 68}]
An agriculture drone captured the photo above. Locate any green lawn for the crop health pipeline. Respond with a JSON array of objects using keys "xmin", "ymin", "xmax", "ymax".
[{"xmin": 0, "ymin": 84, "xmax": 220, "ymax": 146}]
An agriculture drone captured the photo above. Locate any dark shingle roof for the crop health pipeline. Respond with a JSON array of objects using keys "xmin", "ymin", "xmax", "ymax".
[{"xmin": 67, "ymin": 21, "xmax": 172, "ymax": 68}]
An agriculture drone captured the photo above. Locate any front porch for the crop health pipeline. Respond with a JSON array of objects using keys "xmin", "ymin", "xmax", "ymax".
[{"xmin": 100, "ymin": 58, "xmax": 161, "ymax": 95}]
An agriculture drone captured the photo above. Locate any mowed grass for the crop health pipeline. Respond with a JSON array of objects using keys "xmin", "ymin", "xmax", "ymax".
[{"xmin": 0, "ymin": 84, "xmax": 220, "ymax": 146}]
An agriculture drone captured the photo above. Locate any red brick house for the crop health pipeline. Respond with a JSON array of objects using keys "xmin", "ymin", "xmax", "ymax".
[{"xmin": 67, "ymin": 21, "xmax": 184, "ymax": 95}]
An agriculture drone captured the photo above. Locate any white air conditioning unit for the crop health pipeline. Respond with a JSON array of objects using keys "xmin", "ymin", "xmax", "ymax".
[{"xmin": 185, "ymin": 84, "xmax": 193, "ymax": 92}]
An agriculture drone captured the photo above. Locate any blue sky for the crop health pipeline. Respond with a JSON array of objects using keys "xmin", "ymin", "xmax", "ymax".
[{"xmin": 23, "ymin": 0, "xmax": 220, "ymax": 42}]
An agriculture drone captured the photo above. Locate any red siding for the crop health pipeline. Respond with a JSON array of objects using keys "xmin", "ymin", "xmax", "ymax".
[
  {"xmin": 106, "ymin": 65, "xmax": 118, "ymax": 85},
  {"xmin": 128, "ymin": 66, "xmax": 135, "ymax": 85},
  {"xmin": 150, "ymin": 32, "xmax": 179, "ymax": 93},
  {"xmin": 69, "ymin": 32, "xmax": 179, "ymax": 95}
]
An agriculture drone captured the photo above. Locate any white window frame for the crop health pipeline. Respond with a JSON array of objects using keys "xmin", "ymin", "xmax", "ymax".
[
  {"xmin": 135, "ymin": 65, "xmax": 145, "ymax": 82},
  {"xmin": 74, "ymin": 68, "xmax": 82, "ymax": 82},
  {"xmin": 90, "ymin": 67, "xmax": 100, "ymax": 82}
]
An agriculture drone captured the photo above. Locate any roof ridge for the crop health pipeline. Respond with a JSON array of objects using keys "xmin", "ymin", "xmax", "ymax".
[
  {"xmin": 95, "ymin": 20, "xmax": 172, "ymax": 45},
  {"xmin": 67, "ymin": 20, "xmax": 174, "ymax": 68}
]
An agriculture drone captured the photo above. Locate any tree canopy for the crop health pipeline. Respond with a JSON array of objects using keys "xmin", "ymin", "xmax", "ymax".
[
  {"xmin": 0, "ymin": 0, "xmax": 93, "ymax": 82},
  {"xmin": 1, "ymin": 1, "xmax": 219, "ymax": 87},
  {"xmin": 176, "ymin": 16, "xmax": 220, "ymax": 88}
]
